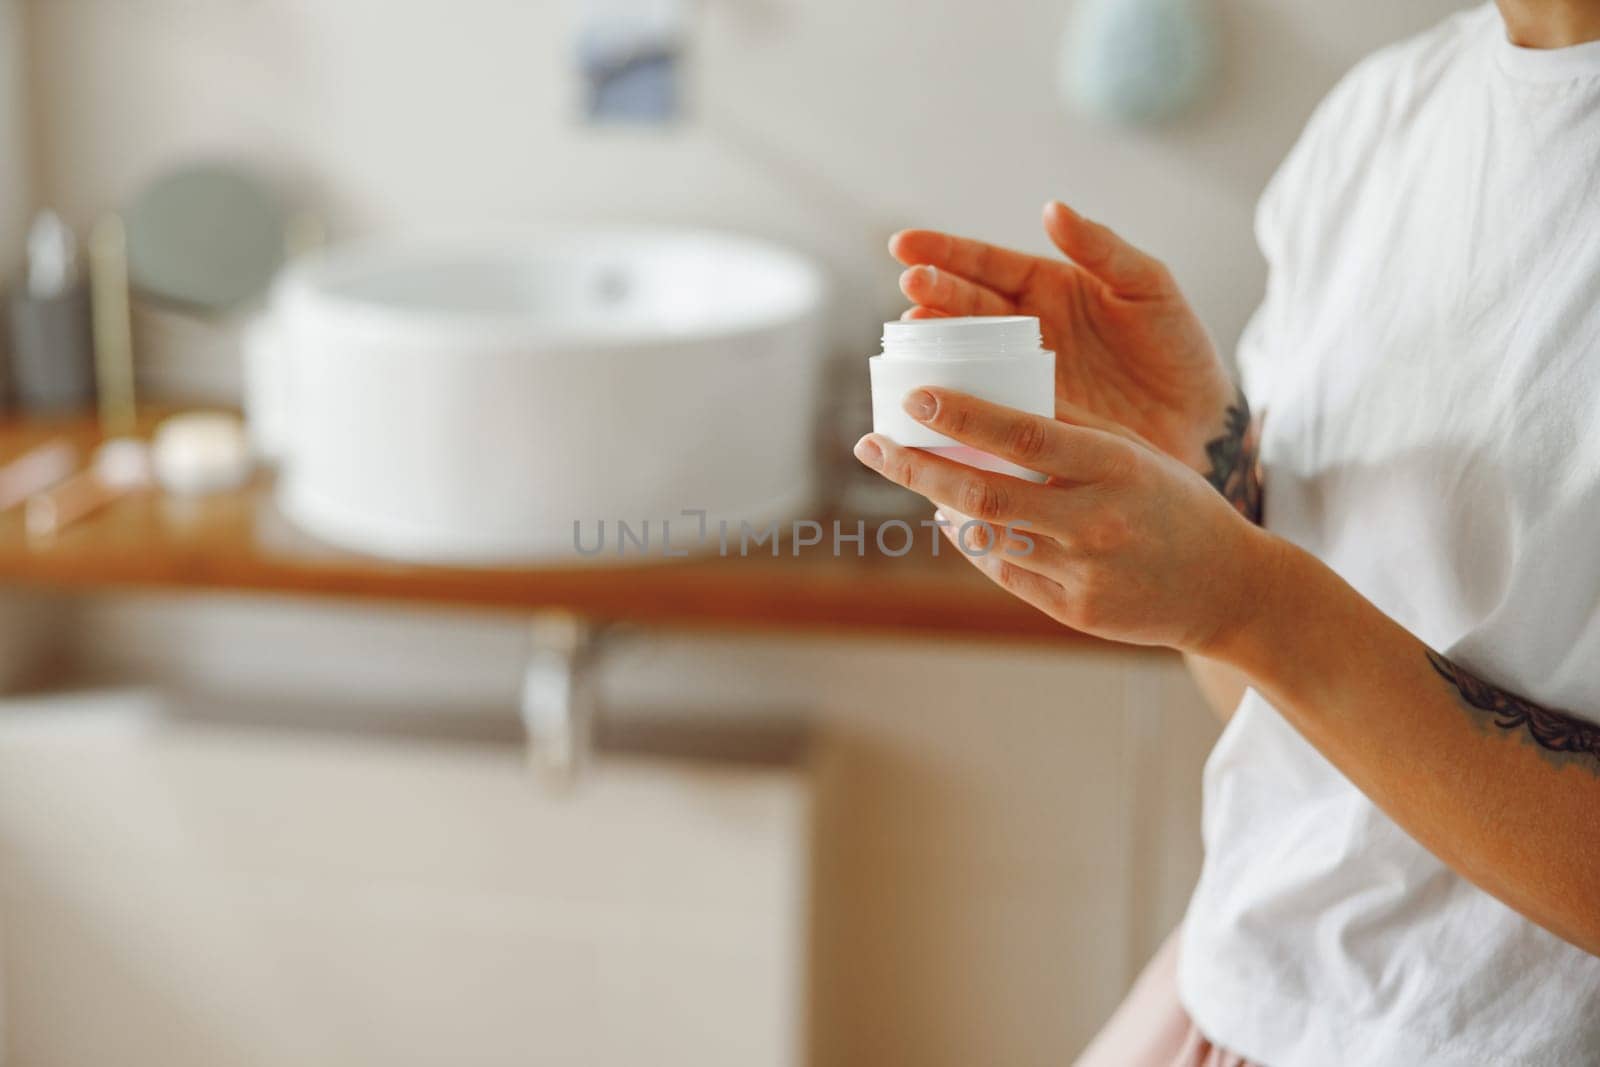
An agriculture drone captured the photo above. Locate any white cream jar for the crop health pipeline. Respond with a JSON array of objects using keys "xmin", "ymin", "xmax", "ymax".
[{"xmin": 869, "ymin": 315, "xmax": 1056, "ymax": 480}]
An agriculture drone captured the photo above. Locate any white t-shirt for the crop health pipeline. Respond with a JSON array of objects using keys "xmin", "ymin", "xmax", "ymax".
[{"xmin": 1178, "ymin": 7, "xmax": 1600, "ymax": 1065}]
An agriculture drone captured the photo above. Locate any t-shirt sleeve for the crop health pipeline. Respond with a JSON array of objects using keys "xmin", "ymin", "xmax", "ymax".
[
  {"xmin": 1233, "ymin": 62, "xmax": 1389, "ymax": 408},
  {"xmin": 1233, "ymin": 105, "xmax": 1325, "ymax": 408}
]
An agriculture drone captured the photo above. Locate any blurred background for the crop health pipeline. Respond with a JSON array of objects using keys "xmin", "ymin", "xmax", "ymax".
[{"xmin": 0, "ymin": 1, "xmax": 1466, "ymax": 1064}]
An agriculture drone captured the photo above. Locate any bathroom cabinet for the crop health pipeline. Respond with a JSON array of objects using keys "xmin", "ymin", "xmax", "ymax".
[{"xmin": 0, "ymin": 688, "xmax": 809, "ymax": 1066}]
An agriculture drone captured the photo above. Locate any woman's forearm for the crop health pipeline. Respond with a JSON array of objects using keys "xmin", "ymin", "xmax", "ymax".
[
  {"xmin": 1180, "ymin": 386, "xmax": 1264, "ymax": 725},
  {"xmin": 1212, "ymin": 534, "xmax": 1600, "ymax": 956}
]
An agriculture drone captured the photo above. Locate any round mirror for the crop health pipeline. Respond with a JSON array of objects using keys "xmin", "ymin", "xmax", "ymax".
[{"xmin": 124, "ymin": 162, "xmax": 286, "ymax": 313}]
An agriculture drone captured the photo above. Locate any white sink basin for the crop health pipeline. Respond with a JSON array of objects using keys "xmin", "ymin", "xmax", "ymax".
[{"xmin": 246, "ymin": 228, "xmax": 827, "ymax": 563}]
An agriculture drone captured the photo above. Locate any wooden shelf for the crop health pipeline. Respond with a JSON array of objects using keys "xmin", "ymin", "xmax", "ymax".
[{"xmin": 0, "ymin": 411, "xmax": 1105, "ymax": 646}]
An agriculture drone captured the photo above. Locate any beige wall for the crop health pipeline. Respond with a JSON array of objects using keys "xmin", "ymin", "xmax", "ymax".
[
  {"xmin": 19, "ymin": 0, "xmax": 1471, "ymax": 356},
  {"xmin": 0, "ymin": 0, "xmax": 27, "ymax": 286}
]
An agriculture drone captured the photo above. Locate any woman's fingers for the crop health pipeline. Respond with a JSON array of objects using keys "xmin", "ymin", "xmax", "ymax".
[
  {"xmin": 889, "ymin": 209, "xmax": 1172, "ymax": 302},
  {"xmin": 888, "ymin": 229, "xmax": 1043, "ymax": 297},
  {"xmin": 900, "ymin": 388, "xmax": 1136, "ymax": 483},
  {"xmin": 899, "ymin": 265, "xmax": 1015, "ymax": 317},
  {"xmin": 933, "ymin": 511, "xmax": 1071, "ymax": 619},
  {"xmin": 853, "ymin": 434, "xmax": 1062, "ymax": 528},
  {"xmin": 1054, "ymin": 396, "xmax": 1157, "ymax": 448},
  {"xmin": 935, "ymin": 507, "xmax": 1071, "ymax": 575},
  {"xmin": 1042, "ymin": 201, "xmax": 1172, "ymax": 299}
]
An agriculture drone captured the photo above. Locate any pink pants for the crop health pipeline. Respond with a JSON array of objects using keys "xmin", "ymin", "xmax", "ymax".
[{"xmin": 1073, "ymin": 929, "xmax": 1257, "ymax": 1067}]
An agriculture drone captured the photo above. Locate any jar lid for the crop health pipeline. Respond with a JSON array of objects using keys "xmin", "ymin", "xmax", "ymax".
[{"xmin": 880, "ymin": 315, "xmax": 1044, "ymax": 360}]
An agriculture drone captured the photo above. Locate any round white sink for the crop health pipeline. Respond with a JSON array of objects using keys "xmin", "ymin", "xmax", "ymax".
[{"xmin": 246, "ymin": 228, "xmax": 827, "ymax": 563}]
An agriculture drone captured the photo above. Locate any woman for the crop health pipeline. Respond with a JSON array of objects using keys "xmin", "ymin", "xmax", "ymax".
[{"xmin": 854, "ymin": 2, "xmax": 1600, "ymax": 1064}]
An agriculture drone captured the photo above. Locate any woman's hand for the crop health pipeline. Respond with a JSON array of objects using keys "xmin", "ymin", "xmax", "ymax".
[
  {"xmin": 852, "ymin": 387, "xmax": 1278, "ymax": 652},
  {"xmin": 891, "ymin": 202, "xmax": 1234, "ymax": 474}
]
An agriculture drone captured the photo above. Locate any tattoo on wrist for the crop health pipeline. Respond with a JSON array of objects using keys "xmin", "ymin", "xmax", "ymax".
[
  {"xmin": 1426, "ymin": 650, "xmax": 1600, "ymax": 774},
  {"xmin": 1203, "ymin": 386, "xmax": 1264, "ymax": 524}
]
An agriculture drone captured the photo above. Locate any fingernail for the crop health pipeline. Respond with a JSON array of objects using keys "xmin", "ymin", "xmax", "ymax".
[
  {"xmin": 902, "ymin": 389, "xmax": 937, "ymax": 421},
  {"xmin": 1045, "ymin": 200, "xmax": 1078, "ymax": 224},
  {"xmin": 853, "ymin": 435, "xmax": 884, "ymax": 470}
]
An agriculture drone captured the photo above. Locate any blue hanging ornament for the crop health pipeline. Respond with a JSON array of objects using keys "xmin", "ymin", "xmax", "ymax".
[{"xmin": 1061, "ymin": 0, "xmax": 1218, "ymax": 125}]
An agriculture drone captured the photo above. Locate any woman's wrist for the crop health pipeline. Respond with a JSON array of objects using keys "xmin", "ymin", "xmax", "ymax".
[
  {"xmin": 1191, "ymin": 522, "xmax": 1308, "ymax": 677},
  {"xmin": 1194, "ymin": 384, "xmax": 1264, "ymax": 525},
  {"xmin": 1193, "ymin": 527, "xmax": 1393, "ymax": 722}
]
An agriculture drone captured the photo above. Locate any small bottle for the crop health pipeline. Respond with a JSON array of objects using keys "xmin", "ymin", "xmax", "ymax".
[
  {"xmin": 8, "ymin": 210, "xmax": 95, "ymax": 414},
  {"xmin": 869, "ymin": 315, "xmax": 1056, "ymax": 481}
]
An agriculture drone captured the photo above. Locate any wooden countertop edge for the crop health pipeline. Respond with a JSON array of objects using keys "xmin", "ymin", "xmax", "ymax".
[
  {"xmin": 0, "ymin": 409, "xmax": 1124, "ymax": 648},
  {"xmin": 0, "ymin": 553, "xmax": 1114, "ymax": 648}
]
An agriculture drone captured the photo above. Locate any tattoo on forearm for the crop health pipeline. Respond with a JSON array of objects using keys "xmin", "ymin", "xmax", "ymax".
[
  {"xmin": 1426, "ymin": 650, "xmax": 1600, "ymax": 774},
  {"xmin": 1204, "ymin": 386, "xmax": 1264, "ymax": 524}
]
